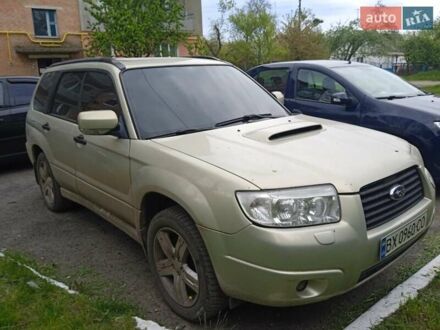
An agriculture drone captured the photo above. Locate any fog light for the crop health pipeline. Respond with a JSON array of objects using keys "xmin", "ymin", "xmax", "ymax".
[{"xmin": 296, "ymin": 280, "xmax": 308, "ymax": 292}]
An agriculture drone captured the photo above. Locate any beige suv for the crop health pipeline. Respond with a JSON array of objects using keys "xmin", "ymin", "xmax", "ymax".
[{"xmin": 26, "ymin": 57, "xmax": 435, "ymax": 321}]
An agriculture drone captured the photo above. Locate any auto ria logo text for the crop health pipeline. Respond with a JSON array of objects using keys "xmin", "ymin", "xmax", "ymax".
[{"xmin": 360, "ymin": 6, "xmax": 433, "ymax": 30}]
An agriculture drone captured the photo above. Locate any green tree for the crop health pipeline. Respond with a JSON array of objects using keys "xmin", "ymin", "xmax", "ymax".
[
  {"xmin": 403, "ymin": 20, "xmax": 440, "ymax": 69},
  {"xmin": 326, "ymin": 20, "xmax": 379, "ymax": 61},
  {"xmin": 225, "ymin": 0, "xmax": 278, "ymax": 69},
  {"xmin": 85, "ymin": 0, "xmax": 186, "ymax": 57},
  {"xmin": 279, "ymin": 9, "xmax": 329, "ymax": 60}
]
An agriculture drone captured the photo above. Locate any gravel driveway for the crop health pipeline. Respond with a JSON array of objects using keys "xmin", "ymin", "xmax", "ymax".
[{"xmin": 1, "ymin": 162, "xmax": 439, "ymax": 329}]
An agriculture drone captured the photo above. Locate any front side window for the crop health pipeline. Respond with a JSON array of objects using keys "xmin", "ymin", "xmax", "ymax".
[
  {"xmin": 9, "ymin": 82, "xmax": 37, "ymax": 106},
  {"xmin": 296, "ymin": 69, "xmax": 345, "ymax": 103},
  {"xmin": 81, "ymin": 72, "xmax": 121, "ymax": 115},
  {"xmin": 32, "ymin": 9, "xmax": 58, "ymax": 37},
  {"xmin": 52, "ymin": 72, "xmax": 84, "ymax": 121},
  {"xmin": 254, "ymin": 68, "xmax": 289, "ymax": 93},
  {"xmin": 122, "ymin": 65, "xmax": 289, "ymax": 139}
]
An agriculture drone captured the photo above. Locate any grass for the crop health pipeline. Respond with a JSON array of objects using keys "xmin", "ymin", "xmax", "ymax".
[
  {"xmin": 375, "ymin": 273, "xmax": 440, "ymax": 330},
  {"xmin": 0, "ymin": 251, "xmax": 137, "ymax": 329},
  {"xmin": 328, "ymin": 230, "xmax": 440, "ymax": 330},
  {"xmin": 423, "ymin": 85, "xmax": 440, "ymax": 96},
  {"xmin": 403, "ymin": 70, "xmax": 440, "ymax": 81}
]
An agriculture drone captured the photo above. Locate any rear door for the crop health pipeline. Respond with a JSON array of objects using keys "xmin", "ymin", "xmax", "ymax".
[
  {"xmin": 3, "ymin": 79, "xmax": 38, "ymax": 157},
  {"xmin": 42, "ymin": 71, "xmax": 84, "ymax": 192},
  {"xmin": 287, "ymin": 67, "xmax": 360, "ymax": 124}
]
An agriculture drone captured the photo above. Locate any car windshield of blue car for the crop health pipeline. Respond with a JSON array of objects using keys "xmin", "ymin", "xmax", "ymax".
[
  {"xmin": 333, "ymin": 65, "xmax": 425, "ymax": 99},
  {"xmin": 121, "ymin": 65, "xmax": 291, "ymax": 139}
]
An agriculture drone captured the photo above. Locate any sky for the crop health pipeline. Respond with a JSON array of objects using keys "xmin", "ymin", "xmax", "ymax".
[{"xmin": 201, "ymin": 0, "xmax": 439, "ymax": 36}]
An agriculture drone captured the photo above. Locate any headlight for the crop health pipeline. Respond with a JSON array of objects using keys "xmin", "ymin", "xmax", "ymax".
[{"xmin": 236, "ymin": 185, "xmax": 340, "ymax": 228}]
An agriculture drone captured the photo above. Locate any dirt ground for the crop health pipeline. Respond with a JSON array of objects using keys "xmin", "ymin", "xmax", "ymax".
[{"xmin": 1, "ymin": 162, "xmax": 439, "ymax": 329}]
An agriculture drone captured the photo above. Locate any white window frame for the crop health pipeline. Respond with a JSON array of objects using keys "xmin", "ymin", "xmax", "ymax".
[{"xmin": 32, "ymin": 8, "xmax": 58, "ymax": 37}]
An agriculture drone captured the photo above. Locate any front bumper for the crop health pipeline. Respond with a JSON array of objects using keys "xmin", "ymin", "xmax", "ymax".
[{"xmin": 200, "ymin": 168, "xmax": 436, "ymax": 306}]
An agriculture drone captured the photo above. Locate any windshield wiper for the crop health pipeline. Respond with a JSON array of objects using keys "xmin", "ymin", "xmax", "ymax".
[
  {"xmin": 151, "ymin": 127, "xmax": 212, "ymax": 138},
  {"xmin": 376, "ymin": 95, "xmax": 409, "ymax": 100},
  {"xmin": 215, "ymin": 113, "xmax": 278, "ymax": 127}
]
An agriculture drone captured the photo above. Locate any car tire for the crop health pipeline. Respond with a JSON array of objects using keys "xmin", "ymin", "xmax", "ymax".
[
  {"xmin": 147, "ymin": 206, "xmax": 227, "ymax": 321},
  {"xmin": 35, "ymin": 152, "xmax": 71, "ymax": 212}
]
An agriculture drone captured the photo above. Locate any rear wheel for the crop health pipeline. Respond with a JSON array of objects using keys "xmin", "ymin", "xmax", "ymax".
[
  {"xmin": 147, "ymin": 206, "xmax": 227, "ymax": 321},
  {"xmin": 35, "ymin": 153, "xmax": 70, "ymax": 212}
]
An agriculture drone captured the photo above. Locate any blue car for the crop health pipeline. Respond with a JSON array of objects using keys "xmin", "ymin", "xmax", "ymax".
[{"xmin": 248, "ymin": 60, "xmax": 440, "ymax": 184}]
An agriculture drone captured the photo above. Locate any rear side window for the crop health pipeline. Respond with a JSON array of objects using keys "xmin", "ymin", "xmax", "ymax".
[
  {"xmin": 253, "ymin": 68, "xmax": 289, "ymax": 93},
  {"xmin": 51, "ymin": 72, "xmax": 84, "ymax": 121},
  {"xmin": 81, "ymin": 72, "xmax": 121, "ymax": 115},
  {"xmin": 10, "ymin": 82, "xmax": 37, "ymax": 106},
  {"xmin": 34, "ymin": 72, "xmax": 58, "ymax": 113}
]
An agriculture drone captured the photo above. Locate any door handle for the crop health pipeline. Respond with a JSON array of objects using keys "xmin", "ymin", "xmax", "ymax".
[
  {"xmin": 42, "ymin": 123, "xmax": 50, "ymax": 131},
  {"xmin": 73, "ymin": 135, "xmax": 87, "ymax": 145}
]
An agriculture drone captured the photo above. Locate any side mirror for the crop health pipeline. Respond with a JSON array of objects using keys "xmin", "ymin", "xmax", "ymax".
[
  {"xmin": 331, "ymin": 92, "xmax": 353, "ymax": 106},
  {"xmin": 78, "ymin": 110, "xmax": 118, "ymax": 135},
  {"xmin": 272, "ymin": 91, "xmax": 285, "ymax": 104}
]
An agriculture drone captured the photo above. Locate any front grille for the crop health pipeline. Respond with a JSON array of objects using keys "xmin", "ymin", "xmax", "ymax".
[{"xmin": 360, "ymin": 166, "xmax": 424, "ymax": 230}]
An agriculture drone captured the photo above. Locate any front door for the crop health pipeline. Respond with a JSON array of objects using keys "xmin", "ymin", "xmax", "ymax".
[
  {"xmin": 73, "ymin": 71, "xmax": 134, "ymax": 226},
  {"xmin": 286, "ymin": 68, "xmax": 360, "ymax": 125}
]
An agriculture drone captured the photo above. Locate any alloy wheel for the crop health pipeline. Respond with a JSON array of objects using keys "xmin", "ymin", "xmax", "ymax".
[
  {"xmin": 38, "ymin": 159, "xmax": 55, "ymax": 205},
  {"xmin": 153, "ymin": 228, "xmax": 199, "ymax": 307}
]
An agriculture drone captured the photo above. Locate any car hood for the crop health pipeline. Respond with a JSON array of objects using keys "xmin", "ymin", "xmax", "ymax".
[
  {"xmin": 153, "ymin": 115, "xmax": 421, "ymax": 193},
  {"xmin": 383, "ymin": 95, "xmax": 440, "ymax": 117}
]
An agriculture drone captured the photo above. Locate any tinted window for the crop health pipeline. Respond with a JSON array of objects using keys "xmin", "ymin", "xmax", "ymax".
[
  {"xmin": 254, "ymin": 68, "xmax": 289, "ymax": 93},
  {"xmin": 296, "ymin": 69, "xmax": 345, "ymax": 103},
  {"xmin": 81, "ymin": 72, "xmax": 121, "ymax": 115},
  {"xmin": 9, "ymin": 82, "xmax": 37, "ymax": 106},
  {"xmin": 34, "ymin": 72, "xmax": 59, "ymax": 113},
  {"xmin": 122, "ymin": 65, "xmax": 288, "ymax": 139},
  {"xmin": 0, "ymin": 82, "xmax": 4, "ymax": 107},
  {"xmin": 52, "ymin": 72, "xmax": 84, "ymax": 121}
]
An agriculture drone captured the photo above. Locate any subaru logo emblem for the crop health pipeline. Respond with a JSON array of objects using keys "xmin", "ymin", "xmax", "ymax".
[{"xmin": 390, "ymin": 184, "xmax": 406, "ymax": 200}]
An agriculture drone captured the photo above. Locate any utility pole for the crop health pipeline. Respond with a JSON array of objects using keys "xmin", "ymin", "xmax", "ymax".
[{"xmin": 298, "ymin": 0, "xmax": 302, "ymax": 31}]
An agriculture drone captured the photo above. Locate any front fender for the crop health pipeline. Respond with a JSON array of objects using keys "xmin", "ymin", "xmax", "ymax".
[{"xmin": 130, "ymin": 140, "xmax": 256, "ymax": 234}]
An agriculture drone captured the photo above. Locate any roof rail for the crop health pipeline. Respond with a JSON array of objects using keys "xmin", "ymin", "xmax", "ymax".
[
  {"xmin": 49, "ymin": 57, "xmax": 126, "ymax": 70},
  {"xmin": 183, "ymin": 55, "xmax": 221, "ymax": 61}
]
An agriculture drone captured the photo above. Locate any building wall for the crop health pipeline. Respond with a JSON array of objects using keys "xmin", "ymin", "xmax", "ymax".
[{"xmin": 0, "ymin": 0, "xmax": 84, "ymax": 76}]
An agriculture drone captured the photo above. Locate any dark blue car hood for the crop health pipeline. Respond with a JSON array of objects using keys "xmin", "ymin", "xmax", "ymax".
[{"xmin": 383, "ymin": 95, "xmax": 440, "ymax": 118}]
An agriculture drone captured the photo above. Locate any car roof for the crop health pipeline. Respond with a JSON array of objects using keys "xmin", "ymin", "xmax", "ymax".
[
  {"xmin": 251, "ymin": 60, "xmax": 370, "ymax": 69},
  {"xmin": 47, "ymin": 56, "xmax": 226, "ymax": 71},
  {"xmin": 0, "ymin": 76, "xmax": 39, "ymax": 82}
]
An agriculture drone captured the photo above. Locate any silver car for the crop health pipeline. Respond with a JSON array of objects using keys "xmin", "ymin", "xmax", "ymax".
[{"xmin": 26, "ymin": 57, "xmax": 436, "ymax": 321}]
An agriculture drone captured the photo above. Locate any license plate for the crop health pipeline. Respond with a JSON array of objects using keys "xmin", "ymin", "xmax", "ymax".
[{"xmin": 379, "ymin": 214, "xmax": 427, "ymax": 260}]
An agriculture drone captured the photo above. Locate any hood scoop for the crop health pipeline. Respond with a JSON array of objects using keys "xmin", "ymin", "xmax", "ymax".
[
  {"xmin": 243, "ymin": 121, "xmax": 323, "ymax": 143},
  {"xmin": 269, "ymin": 124, "xmax": 322, "ymax": 140}
]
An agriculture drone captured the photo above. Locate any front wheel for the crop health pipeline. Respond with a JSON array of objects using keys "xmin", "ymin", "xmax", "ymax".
[
  {"xmin": 35, "ymin": 153, "xmax": 71, "ymax": 212},
  {"xmin": 147, "ymin": 206, "xmax": 227, "ymax": 321}
]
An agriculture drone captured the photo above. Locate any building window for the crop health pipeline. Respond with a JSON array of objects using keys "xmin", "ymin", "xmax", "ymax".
[{"xmin": 32, "ymin": 9, "xmax": 58, "ymax": 37}]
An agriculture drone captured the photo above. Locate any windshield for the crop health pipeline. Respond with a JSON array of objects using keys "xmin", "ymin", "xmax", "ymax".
[
  {"xmin": 122, "ymin": 65, "xmax": 289, "ymax": 139},
  {"xmin": 333, "ymin": 65, "xmax": 425, "ymax": 99}
]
